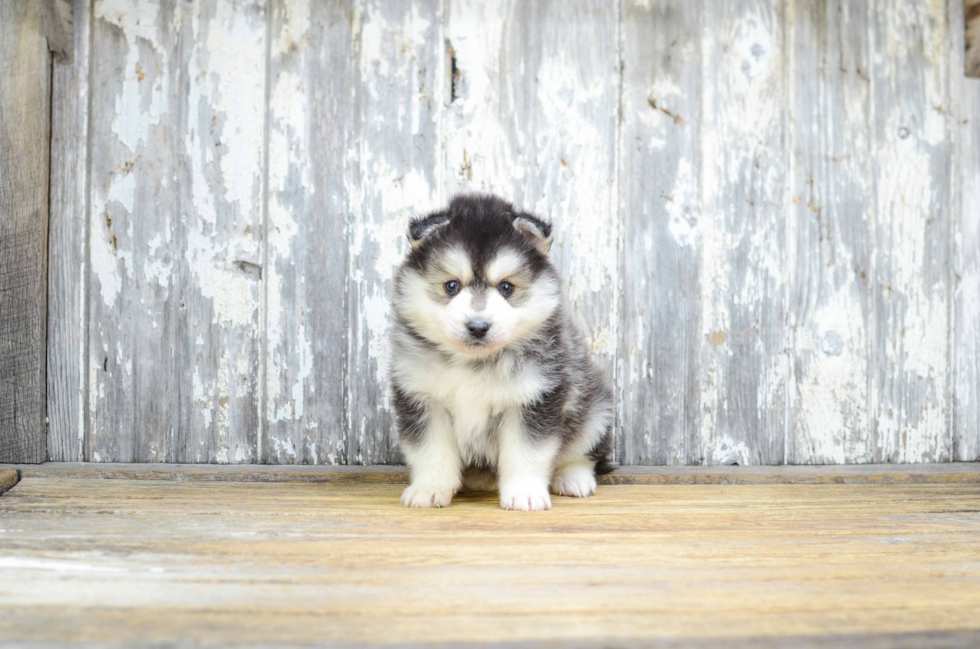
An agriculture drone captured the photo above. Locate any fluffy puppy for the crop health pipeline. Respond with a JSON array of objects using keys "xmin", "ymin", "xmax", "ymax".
[{"xmin": 389, "ymin": 194, "xmax": 614, "ymax": 511}]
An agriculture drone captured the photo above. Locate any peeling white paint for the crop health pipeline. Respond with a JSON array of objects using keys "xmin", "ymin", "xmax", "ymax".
[
  {"xmin": 270, "ymin": 436, "xmax": 298, "ymax": 462},
  {"xmin": 207, "ymin": 1, "xmax": 266, "ymax": 218},
  {"xmin": 264, "ymin": 0, "xmax": 314, "ymax": 435},
  {"xmin": 90, "ymin": 216, "xmax": 122, "ymax": 308},
  {"xmin": 711, "ymin": 435, "xmax": 753, "ymax": 466},
  {"xmin": 96, "ymin": 0, "xmax": 168, "ymax": 155},
  {"xmin": 666, "ymin": 159, "xmax": 698, "ymax": 248},
  {"xmin": 198, "ymin": 263, "xmax": 257, "ymax": 327},
  {"xmin": 73, "ymin": 0, "xmax": 970, "ymax": 468}
]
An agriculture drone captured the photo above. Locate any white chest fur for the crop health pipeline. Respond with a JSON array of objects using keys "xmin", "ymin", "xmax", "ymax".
[{"xmin": 395, "ymin": 351, "xmax": 549, "ymax": 466}]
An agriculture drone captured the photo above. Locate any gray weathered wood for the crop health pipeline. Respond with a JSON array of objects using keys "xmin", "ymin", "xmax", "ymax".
[
  {"xmin": 967, "ymin": 0, "xmax": 980, "ymax": 77},
  {"xmin": 6, "ymin": 460, "xmax": 980, "ymax": 485},
  {"xmin": 952, "ymin": 0, "xmax": 980, "ymax": 461},
  {"xmin": 0, "ymin": 0, "xmax": 50, "ymax": 464},
  {"xmin": 173, "ymin": 0, "xmax": 266, "ymax": 463},
  {"xmin": 262, "ymin": 0, "xmax": 352, "ymax": 464},
  {"xmin": 42, "ymin": 0, "xmax": 980, "ymax": 467},
  {"xmin": 870, "ymin": 0, "xmax": 951, "ymax": 463},
  {"xmin": 87, "ymin": 0, "xmax": 181, "ymax": 462},
  {"xmin": 618, "ymin": 0, "xmax": 702, "ymax": 464},
  {"xmin": 786, "ymin": 0, "xmax": 873, "ymax": 463},
  {"xmin": 698, "ymin": 0, "xmax": 788, "ymax": 465},
  {"xmin": 47, "ymin": 0, "xmax": 91, "ymax": 462},
  {"xmin": 346, "ymin": 0, "xmax": 444, "ymax": 464},
  {"xmin": 42, "ymin": 0, "xmax": 73, "ymax": 62}
]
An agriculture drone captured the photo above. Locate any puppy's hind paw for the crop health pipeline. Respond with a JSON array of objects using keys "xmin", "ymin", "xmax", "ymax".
[
  {"xmin": 400, "ymin": 484, "xmax": 454, "ymax": 508},
  {"xmin": 551, "ymin": 465, "xmax": 597, "ymax": 498}
]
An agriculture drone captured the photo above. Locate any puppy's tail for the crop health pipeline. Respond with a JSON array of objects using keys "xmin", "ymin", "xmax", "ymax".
[
  {"xmin": 588, "ymin": 425, "xmax": 618, "ymax": 475},
  {"xmin": 594, "ymin": 457, "xmax": 619, "ymax": 475}
]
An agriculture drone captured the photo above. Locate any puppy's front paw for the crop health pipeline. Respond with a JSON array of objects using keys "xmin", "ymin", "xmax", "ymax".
[
  {"xmin": 400, "ymin": 483, "xmax": 454, "ymax": 508},
  {"xmin": 551, "ymin": 465, "xmax": 597, "ymax": 498},
  {"xmin": 499, "ymin": 479, "xmax": 552, "ymax": 511}
]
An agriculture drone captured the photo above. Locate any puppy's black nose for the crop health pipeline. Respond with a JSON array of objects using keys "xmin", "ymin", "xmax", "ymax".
[{"xmin": 466, "ymin": 320, "xmax": 490, "ymax": 339}]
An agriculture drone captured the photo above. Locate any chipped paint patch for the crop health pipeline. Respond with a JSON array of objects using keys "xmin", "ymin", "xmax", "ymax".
[{"xmin": 711, "ymin": 436, "xmax": 753, "ymax": 466}]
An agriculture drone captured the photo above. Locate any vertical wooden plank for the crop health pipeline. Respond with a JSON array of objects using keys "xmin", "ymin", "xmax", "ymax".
[
  {"xmin": 442, "ymin": 0, "xmax": 620, "ymax": 456},
  {"xmin": 173, "ymin": 0, "xmax": 266, "ymax": 463},
  {"xmin": 699, "ymin": 0, "xmax": 788, "ymax": 465},
  {"xmin": 0, "ymin": 0, "xmax": 50, "ymax": 464},
  {"xmin": 618, "ymin": 0, "xmax": 701, "ymax": 464},
  {"xmin": 952, "ymin": 0, "xmax": 980, "ymax": 461},
  {"xmin": 88, "ymin": 0, "xmax": 179, "ymax": 462},
  {"xmin": 263, "ymin": 0, "xmax": 352, "ymax": 464},
  {"xmin": 47, "ymin": 0, "xmax": 91, "ymax": 462},
  {"xmin": 346, "ymin": 0, "xmax": 444, "ymax": 464},
  {"xmin": 870, "ymin": 0, "xmax": 951, "ymax": 463},
  {"xmin": 785, "ymin": 0, "xmax": 873, "ymax": 464}
]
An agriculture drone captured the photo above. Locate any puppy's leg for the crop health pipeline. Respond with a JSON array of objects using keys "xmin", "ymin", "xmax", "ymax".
[
  {"xmin": 398, "ymin": 401, "xmax": 461, "ymax": 508},
  {"xmin": 551, "ymin": 456, "xmax": 597, "ymax": 498},
  {"xmin": 497, "ymin": 410, "xmax": 558, "ymax": 512},
  {"xmin": 550, "ymin": 404, "xmax": 608, "ymax": 498}
]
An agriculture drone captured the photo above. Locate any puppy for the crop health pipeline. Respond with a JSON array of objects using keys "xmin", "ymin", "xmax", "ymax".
[{"xmin": 389, "ymin": 194, "xmax": 614, "ymax": 511}]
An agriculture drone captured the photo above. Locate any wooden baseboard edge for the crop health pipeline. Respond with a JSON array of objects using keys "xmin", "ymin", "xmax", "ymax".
[{"xmin": 1, "ymin": 462, "xmax": 978, "ymax": 485}]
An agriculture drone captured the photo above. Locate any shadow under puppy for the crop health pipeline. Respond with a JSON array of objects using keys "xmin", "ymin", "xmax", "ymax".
[{"xmin": 389, "ymin": 194, "xmax": 615, "ymax": 511}]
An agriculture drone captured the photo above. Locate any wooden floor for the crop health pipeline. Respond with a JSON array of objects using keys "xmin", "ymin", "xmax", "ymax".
[{"xmin": 1, "ymin": 465, "xmax": 979, "ymax": 648}]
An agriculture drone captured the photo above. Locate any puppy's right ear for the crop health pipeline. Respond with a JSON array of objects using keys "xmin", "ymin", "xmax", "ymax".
[
  {"xmin": 407, "ymin": 213, "xmax": 450, "ymax": 249},
  {"xmin": 512, "ymin": 214, "xmax": 553, "ymax": 255}
]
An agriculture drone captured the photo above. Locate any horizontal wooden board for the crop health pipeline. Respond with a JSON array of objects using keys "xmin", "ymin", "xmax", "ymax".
[
  {"xmin": 0, "ymin": 477, "xmax": 978, "ymax": 646},
  {"xmin": 4, "ymin": 462, "xmax": 979, "ymax": 485}
]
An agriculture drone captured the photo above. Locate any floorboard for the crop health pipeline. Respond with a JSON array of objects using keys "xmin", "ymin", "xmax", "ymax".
[
  {"xmin": 6, "ymin": 461, "xmax": 980, "ymax": 484},
  {"xmin": 0, "ymin": 473, "xmax": 978, "ymax": 647}
]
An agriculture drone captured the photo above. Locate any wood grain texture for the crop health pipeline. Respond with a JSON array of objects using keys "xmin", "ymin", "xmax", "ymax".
[
  {"xmin": 870, "ymin": 0, "xmax": 952, "ymax": 463},
  {"xmin": 43, "ymin": 0, "xmax": 980, "ymax": 466},
  {"xmin": 262, "ymin": 0, "xmax": 352, "ymax": 464},
  {"xmin": 786, "ymin": 1, "xmax": 873, "ymax": 463},
  {"xmin": 1, "ymin": 477, "xmax": 979, "ymax": 646},
  {"xmin": 47, "ymin": 0, "xmax": 91, "ymax": 463},
  {"xmin": 0, "ymin": 0, "xmax": 50, "ymax": 464},
  {"xmin": 6, "ymin": 461, "xmax": 980, "ymax": 485},
  {"xmin": 87, "ymin": 0, "xmax": 180, "ymax": 462},
  {"xmin": 619, "ymin": 0, "xmax": 701, "ymax": 464},
  {"xmin": 967, "ymin": 0, "xmax": 980, "ymax": 77},
  {"xmin": 41, "ymin": 0, "xmax": 73, "ymax": 61},
  {"xmin": 173, "ymin": 0, "xmax": 266, "ymax": 463},
  {"xmin": 699, "ymin": 0, "xmax": 788, "ymax": 465},
  {"xmin": 952, "ymin": 1, "xmax": 980, "ymax": 461},
  {"xmin": 346, "ymin": 0, "xmax": 444, "ymax": 464}
]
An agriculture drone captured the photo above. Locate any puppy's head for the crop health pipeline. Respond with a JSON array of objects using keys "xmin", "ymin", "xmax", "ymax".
[{"xmin": 393, "ymin": 195, "xmax": 560, "ymax": 357}]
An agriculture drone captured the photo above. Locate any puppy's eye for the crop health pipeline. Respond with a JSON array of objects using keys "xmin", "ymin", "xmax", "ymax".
[
  {"xmin": 444, "ymin": 280, "xmax": 461, "ymax": 296},
  {"xmin": 498, "ymin": 281, "xmax": 515, "ymax": 297}
]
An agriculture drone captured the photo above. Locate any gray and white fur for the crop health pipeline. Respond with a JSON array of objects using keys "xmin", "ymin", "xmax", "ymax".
[{"xmin": 389, "ymin": 194, "xmax": 614, "ymax": 511}]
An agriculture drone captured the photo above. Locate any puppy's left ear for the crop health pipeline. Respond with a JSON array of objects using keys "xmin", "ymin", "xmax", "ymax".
[
  {"xmin": 511, "ymin": 213, "xmax": 553, "ymax": 255},
  {"xmin": 407, "ymin": 213, "xmax": 450, "ymax": 249}
]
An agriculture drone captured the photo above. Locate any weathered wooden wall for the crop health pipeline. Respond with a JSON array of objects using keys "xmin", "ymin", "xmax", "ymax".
[
  {"xmin": 1, "ymin": 1, "xmax": 51, "ymax": 463},
  {"xmin": 45, "ymin": 0, "xmax": 980, "ymax": 465}
]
